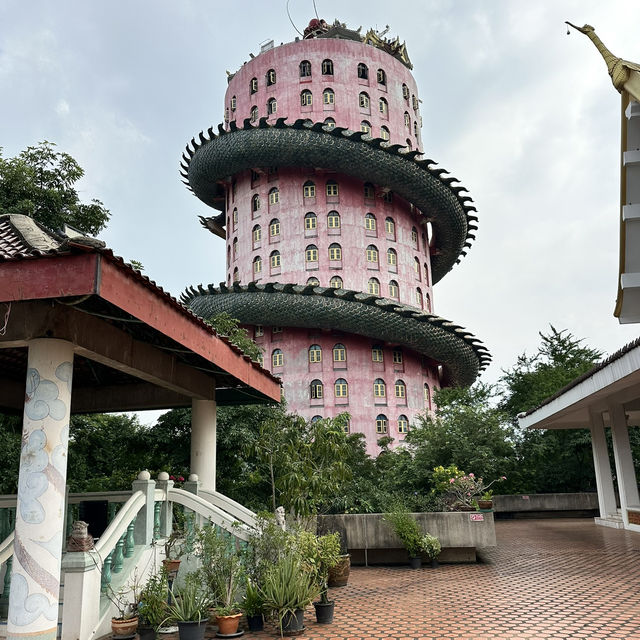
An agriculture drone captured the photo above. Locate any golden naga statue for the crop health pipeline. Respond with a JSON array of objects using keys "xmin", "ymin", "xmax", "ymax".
[{"xmin": 566, "ymin": 22, "xmax": 640, "ymax": 101}]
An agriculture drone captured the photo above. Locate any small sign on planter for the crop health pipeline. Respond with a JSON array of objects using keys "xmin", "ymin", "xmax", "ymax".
[{"xmin": 470, "ymin": 513, "xmax": 484, "ymax": 522}]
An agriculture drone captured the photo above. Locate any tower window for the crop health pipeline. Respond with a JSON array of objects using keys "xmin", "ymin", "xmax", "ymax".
[
  {"xmin": 393, "ymin": 349, "xmax": 403, "ymax": 364},
  {"xmin": 323, "ymin": 88, "xmax": 335, "ymax": 105},
  {"xmin": 252, "ymin": 224, "xmax": 261, "ymax": 243},
  {"xmin": 232, "ymin": 208, "xmax": 238, "ymax": 227},
  {"xmin": 385, "ymin": 217, "xmax": 395, "ymax": 236},
  {"xmin": 266, "ymin": 69, "xmax": 276, "ymax": 86},
  {"xmin": 253, "ymin": 255, "xmax": 262, "ymax": 274},
  {"xmin": 267, "ymin": 98, "xmax": 277, "ymax": 114},
  {"xmin": 376, "ymin": 414, "xmax": 388, "ymax": 434},
  {"xmin": 324, "ymin": 118, "xmax": 336, "ymax": 130},
  {"xmin": 402, "ymin": 84, "xmax": 410, "ymax": 100},
  {"xmin": 322, "ymin": 59, "xmax": 333, "ymax": 75},
  {"xmin": 304, "ymin": 212, "xmax": 317, "ymax": 230},
  {"xmin": 380, "ymin": 126, "xmax": 390, "ymax": 141},
  {"xmin": 303, "ymin": 181, "xmax": 316, "ymax": 198},
  {"xmin": 424, "ymin": 383, "xmax": 431, "ymax": 407},
  {"xmin": 252, "ymin": 194, "xmax": 261, "ymax": 212},
  {"xmin": 359, "ymin": 92, "xmax": 370, "ymax": 109},
  {"xmin": 377, "ymin": 68, "xmax": 386, "ymax": 85},
  {"xmin": 372, "ymin": 346, "xmax": 384, "ymax": 362},
  {"xmin": 414, "ymin": 257, "xmax": 421, "ymax": 279},
  {"xmin": 412, "ymin": 95, "xmax": 419, "ymax": 111},
  {"xmin": 310, "ymin": 379, "xmax": 324, "ymax": 399},
  {"xmin": 268, "ymin": 188, "xmax": 280, "ymax": 205},
  {"xmin": 357, "ymin": 63, "xmax": 368, "ymax": 79},
  {"xmin": 366, "ymin": 245, "xmax": 379, "ymax": 264},
  {"xmin": 230, "ymin": 95, "xmax": 237, "ymax": 111},
  {"xmin": 301, "ymin": 90, "xmax": 313, "ymax": 106},
  {"xmin": 379, "ymin": 97, "xmax": 388, "ymax": 114},
  {"xmin": 328, "ymin": 243, "xmax": 342, "ymax": 261},
  {"xmin": 327, "ymin": 210, "xmax": 340, "ymax": 229},
  {"xmin": 330, "ymin": 275, "xmax": 343, "ymax": 289},
  {"xmin": 382, "ymin": 191, "xmax": 393, "ymax": 203},
  {"xmin": 255, "ymin": 326, "xmax": 264, "ymax": 337},
  {"xmin": 411, "ymin": 227, "xmax": 419, "ymax": 248},
  {"xmin": 395, "ymin": 380, "xmax": 406, "ymax": 398},
  {"xmin": 335, "ymin": 378, "xmax": 348, "ymax": 398},
  {"xmin": 387, "ymin": 248, "xmax": 397, "ymax": 266},
  {"xmin": 398, "ymin": 415, "xmax": 409, "ymax": 434},
  {"xmin": 326, "ymin": 180, "xmax": 339, "ymax": 197},
  {"xmin": 416, "ymin": 287, "xmax": 423, "ymax": 308},
  {"xmin": 300, "ymin": 60, "xmax": 312, "ymax": 77},
  {"xmin": 305, "ymin": 244, "xmax": 318, "ymax": 262},
  {"xmin": 364, "ymin": 213, "xmax": 377, "ymax": 231},
  {"xmin": 389, "ymin": 280, "xmax": 399, "ymax": 298},
  {"xmin": 364, "ymin": 182, "xmax": 375, "ymax": 199},
  {"xmin": 404, "ymin": 112, "xmax": 411, "ymax": 127},
  {"xmin": 269, "ymin": 218, "xmax": 280, "ymax": 237},
  {"xmin": 272, "ymin": 349, "xmax": 284, "ymax": 367},
  {"xmin": 307, "ymin": 277, "xmax": 320, "ymax": 286},
  {"xmin": 333, "ymin": 343, "xmax": 346, "ymax": 362},
  {"xmin": 360, "ymin": 121, "xmax": 371, "ymax": 134},
  {"xmin": 250, "ymin": 106, "xmax": 258, "ymax": 122},
  {"xmin": 270, "ymin": 250, "xmax": 281, "ymax": 268},
  {"xmin": 368, "ymin": 277, "xmax": 380, "ymax": 295},
  {"xmin": 250, "ymin": 77, "xmax": 258, "ymax": 94},
  {"xmin": 374, "ymin": 379, "xmax": 386, "ymax": 398},
  {"xmin": 309, "ymin": 344, "xmax": 322, "ymax": 363}
]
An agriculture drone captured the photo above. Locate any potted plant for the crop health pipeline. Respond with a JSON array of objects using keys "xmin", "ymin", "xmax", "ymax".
[
  {"xmin": 138, "ymin": 567, "xmax": 169, "ymax": 639},
  {"xmin": 260, "ymin": 551, "xmax": 320, "ymax": 637},
  {"xmin": 383, "ymin": 505, "xmax": 425, "ymax": 568},
  {"xmin": 163, "ymin": 528, "xmax": 185, "ymax": 577},
  {"xmin": 162, "ymin": 575, "xmax": 211, "ymax": 640},
  {"xmin": 420, "ymin": 533, "xmax": 441, "ymax": 568},
  {"xmin": 323, "ymin": 523, "xmax": 350, "ymax": 588},
  {"xmin": 105, "ymin": 580, "xmax": 140, "ymax": 637},
  {"xmin": 241, "ymin": 578, "xmax": 265, "ymax": 632},
  {"xmin": 477, "ymin": 490, "xmax": 494, "ymax": 511},
  {"xmin": 445, "ymin": 472, "xmax": 506, "ymax": 511}
]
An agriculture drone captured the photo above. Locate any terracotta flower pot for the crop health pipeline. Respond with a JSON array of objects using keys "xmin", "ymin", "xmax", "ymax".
[
  {"xmin": 477, "ymin": 500, "xmax": 493, "ymax": 510},
  {"xmin": 162, "ymin": 558, "xmax": 181, "ymax": 577},
  {"xmin": 215, "ymin": 612, "xmax": 242, "ymax": 635},
  {"xmin": 328, "ymin": 554, "xmax": 351, "ymax": 587},
  {"xmin": 111, "ymin": 616, "xmax": 138, "ymax": 636}
]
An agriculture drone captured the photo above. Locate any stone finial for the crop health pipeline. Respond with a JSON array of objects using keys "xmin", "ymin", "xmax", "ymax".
[
  {"xmin": 188, "ymin": 473, "xmax": 199, "ymax": 482},
  {"xmin": 137, "ymin": 470, "xmax": 151, "ymax": 481},
  {"xmin": 157, "ymin": 471, "xmax": 170, "ymax": 481},
  {"xmin": 66, "ymin": 520, "xmax": 94, "ymax": 551}
]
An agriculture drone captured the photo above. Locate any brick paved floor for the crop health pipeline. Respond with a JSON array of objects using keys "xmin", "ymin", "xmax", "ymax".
[{"xmin": 156, "ymin": 519, "xmax": 640, "ymax": 640}]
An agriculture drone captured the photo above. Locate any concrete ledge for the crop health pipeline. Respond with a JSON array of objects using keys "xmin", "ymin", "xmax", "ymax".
[
  {"xmin": 317, "ymin": 512, "xmax": 496, "ymax": 564},
  {"xmin": 493, "ymin": 493, "xmax": 598, "ymax": 518}
]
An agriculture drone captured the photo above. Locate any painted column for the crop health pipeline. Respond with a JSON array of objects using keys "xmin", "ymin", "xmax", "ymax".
[
  {"xmin": 190, "ymin": 398, "xmax": 217, "ymax": 491},
  {"xmin": 7, "ymin": 339, "xmax": 74, "ymax": 640},
  {"xmin": 608, "ymin": 402, "xmax": 640, "ymax": 526},
  {"xmin": 589, "ymin": 409, "xmax": 617, "ymax": 520}
]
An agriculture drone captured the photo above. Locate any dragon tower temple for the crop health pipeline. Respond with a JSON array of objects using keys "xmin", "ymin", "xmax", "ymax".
[{"xmin": 181, "ymin": 19, "xmax": 490, "ymax": 453}]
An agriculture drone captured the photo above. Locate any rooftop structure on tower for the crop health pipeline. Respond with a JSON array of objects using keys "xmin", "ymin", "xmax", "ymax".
[{"xmin": 181, "ymin": 18, "xmax": 490, "ymax": 453}]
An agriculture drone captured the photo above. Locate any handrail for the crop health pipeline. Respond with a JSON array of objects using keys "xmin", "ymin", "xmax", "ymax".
[
  {"xmin": 0, "ymin": 531, "xmax": 14, "ymax": 565},
  {"xmin": 168, "ymin": 488, "xmax": 252, "ymax": 541},
  {"xmin": 198, "ymin": 488, "xmax": 257, "ymax": 528},
  {"xmin": 94, "ymin": 490, "xmax": 146, "ymax": 557},
  {"xmin": 0, "ymin": 491, "xmax": 133, "ymax": 509}
]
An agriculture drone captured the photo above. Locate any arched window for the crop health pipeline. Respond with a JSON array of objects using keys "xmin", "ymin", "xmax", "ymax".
[
  {"xmin": 270, "ymin": 250, "xmax": 281, "ymax": 268},
  {"xmin": 395, "ymin": 379, "xmax": 406, "ymax": 398},
  {"xmin": 360, "ymin": 120, "xmax": 371, "ymax": 134},
  {"xmin": 305, "ymin": 244, "xmax": 318, "ymax": 262},
  {"xmin": 406, "ymin": 138, "xmax": 413, "ymax": 150},
  {"xmin": 377, "ymin": 68, "xmax": 386, "ymax": 85},
  {"xmin": 226, "ymin": 245, "xmax": 231, "ymax": 267},
  {"xmin": 311, "ymin": 415, "xmax": 322, "ymax": 423},
  {"xmin": 268, "ymin": 187, "xmax": 280, "ymax": 205},
  {"xmin": 323, "ymin": 88, "xmax": 335, "ymax": 105},
  {"xmin": 272, "ymin": 349, "xmax": 284, "ymax": 367},
  {"xmin": 366, "ymin": 244, "xmax": 379, "ymax": 264},
  {"xmin": 334, "ymin": 378, "xmax": 348, "ymax": 398},
  {"xmin": 267, "ymin": 98, "xmax": 277, "ymax": 114},
  {"xmin": 359, "ymin": 92, "xmax": 370, "ymax": 109},
  {"xmin": 414, "ymin": 257, "xmax": 421, "ymax": 279},
  {"xmin": 364, "ymin": 213, "xmax": 377, "ymax": 231},
  {"xmin": 424, "ymin": 263, "xmax": 430, "ymax": 284},
  {"xmin": 372, "ymin": 346, "xmax": 384, "ymax": 362},
  {"xmin": 328, "ymin": 243, "xmax": 342, "ymax": 261},
  {"xmin": 255, "ymin": 326, "xmax": 264, "ymax": 337},
  {"xmin": 326, "ymin": 180, "xmax": 339, "ymax": 197},
  {"xmin": 385, "ymin": 217, "xmax": 395, "ymax": 236},
  {"xmin": 300, "ymin": 90, "xmax": 313, "ymax": 106},
  {"xmin": 393, "ymin": 348, "xmax": 403, "ymax": 364},
  {"xmin": 253, "ymin": 255, "xmax": 262, "ymax": 275},
  {"xmin": 411, "ymin": 227, "xmax": 419, "ymax": 248},
  {"xmin": 333, "ymin": 343, "xmax": 346, "ymax": 362},
  {"xmin": 327, "ymin": 210, "xmax": 340, "ymax": 229},
  {"xmin": 379, "ymin": 97, "xmax": 388, "ymax": 115},
  {"xmin": 374, "ymin": 378, "xmax": 386, "ymax": 398},
  {"xmin": 424, "ymin": 383, "xmax": 431, "ymax": 407},
  {"xmin": 404, "ymin": 112, "xmax": 411, "ymax": 127},
  {"xmin": 232, "ymin": 236, "xmax": 238, "ymax": 258},
  {"xmin": 250, "ymin": 106, "xmax": 258, "ymax": 122},
  {"xmin": 230, "ymin": 96, "xmax": 237, "ymax": 111},
  {"xmin": 412, "ymin": 95, "xmax": 419, "ymax": 111},
  {"xmin": 309, "ymin": 344, "xmax": 322, "ymax": 363},
  {"xmin": 307, "ymin": 276, "xmax": 320, "ymax": 286},
  {"xmin": 387, "ymin": 248, "xmax": 397, "ymax": 266},
  {"xmin": 310, "ymin": 379, "xmax": 323, "ymax": 399},
  {"xmin": 330, "ymin": 275, "xmax": 343, "ymax": 289},
  {"xmin": 232, "ymin": 208, "xmax": 238, "ymax": 226},
  {"xmin": 233, "ymin": 266, "xmax": 239, "ymax": 282},
  {"xmin": 250, "ymin": 77, "xmax": 258, "ymax": 94},
  {"xmin": 425, "ymin": 293, "xmax": 431, "ymax": 313},
  {"xmin": 398, "ymin": 415, "xmax": 409, "ymax": 434},
  {"xmin": 303, "ymin": 181, "xmax": 316, "ymax": 198},
  {"xmin": 324, "ymin": 118, "xmax": 336, "ymax": 130},
  {"xmin": 300, "ymin": 60, "xmax": 312, "ymax": 77},
  {"xmin": 402, "ymin": 84, "xmax": 410, "ymax": 100},
  {"xmin": 389, "ymin": 280, "xmax": 399, "ymax": 299},
  {"xmin": 322, "ymin": 59, "xmax": 333, "ymax": 75},
  {"xmin": 224, "ymin": 107, "xmax": 230, "ymax": 122},
  {"xmin": 266, "ymin": 69, "xmax": 276, "ymax": 86},
  {"xmin": 368, "ymin": 277, "xmax": 380, "ymax": 295},
  {"xmin": 414, "ymin": 121, "xmax": 418, "ymax": 136},
  {"xmin": 416, "ymin": 287, "xmax": 423, "ymax": 308},
  {"xmin": 252, "ymin": 224, "xmax": 261, "ymax": 243},
  {"xmin": 252, "ymin": 194, "xmax": 261, "ymax": 212},
  {"xmin": 357, "ymin": 63, "xmax": 368, "ymax": 79},
  {"xmin": 269, "ymin": 218, "xmax": 280, "ymax": 237},
  {"xmin": 304, "ymin": 212, "xmax": 317, "ymax": 230},
  {"xmin": 382, "ymin": 190, "xmax": 393, "ymax": 203},
  {"xmin": 376, "ymin": 414, "xmax": 388, "ymax": 433},
  {"xmin": 364, "ymin": 182, "xmax": 375, "ymax": 199},
  {"xmin": 380, "ymin": 126, "xmax": 390, "ymax": 141}
]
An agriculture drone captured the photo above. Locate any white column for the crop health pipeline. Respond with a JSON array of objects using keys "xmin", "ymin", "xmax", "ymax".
[
  {"xmin": 7, "ymin": 339, "xmax": 74, "ymax": 640},
  {"xmin": 589, "ymin": 409, "xmax": 617, "ymax": 519},
  {"xmin": 190, "ymin": 398, "xmax": 217, "ymax": 491},
  {"xmin": 609, "ymin": 402, "xmax": 640, "ymax": 526}
]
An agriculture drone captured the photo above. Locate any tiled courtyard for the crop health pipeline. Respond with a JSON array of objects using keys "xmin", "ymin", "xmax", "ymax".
[{"xmin": 166, "ymin": 518, "xmax": 640, "ymax": 640}]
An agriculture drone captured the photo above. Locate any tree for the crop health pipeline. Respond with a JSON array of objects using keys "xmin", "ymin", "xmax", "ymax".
[{"xmin": 0, "ymin": 141, "xmax": 110, "ymax": 235}]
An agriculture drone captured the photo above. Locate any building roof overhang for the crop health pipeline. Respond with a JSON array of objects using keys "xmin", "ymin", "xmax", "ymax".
[
  {"xmin": 0, "ymin": 214, "xmax": 281, "ymax": 413},
  {"xmin": 518, "ymin": 337, "xmax": 640, "ymax": 430}
]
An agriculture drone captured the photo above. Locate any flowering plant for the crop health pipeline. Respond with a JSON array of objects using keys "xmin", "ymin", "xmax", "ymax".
[{"xmin": 446, "ymin": 473, "xmax": 506, "ymax": 510}]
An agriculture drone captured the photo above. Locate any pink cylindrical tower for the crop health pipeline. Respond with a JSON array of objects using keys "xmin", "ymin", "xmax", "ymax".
[{"xmin": 182, "ymin": 20, "xmax": 489, "ymax": 454}]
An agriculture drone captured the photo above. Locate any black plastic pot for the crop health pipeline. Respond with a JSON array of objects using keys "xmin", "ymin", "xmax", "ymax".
[
  {"xmin": 177, "ymin": 620, "xmax": 207, "ymax": 640},
  {"xmin": 247, "ymin": 613, "xmax": 264, "ymax": 632},
  {"xmin": 409, "ymin": 556, "xmax": 422, "ymax": 569},
  {"xmin": 313, "ymin": 601, "xmax": 335, "ymax": 624},
  {"xmin": 281, "ymin": 608, "xmax": 305, "ymax": 636},
  {"xmin": 430, "ymin": 558, "xmax": 439, "ymax": 568},
  {"xmin": 138, "ymin": 625, "xmax": 156, "ymax": 640}
]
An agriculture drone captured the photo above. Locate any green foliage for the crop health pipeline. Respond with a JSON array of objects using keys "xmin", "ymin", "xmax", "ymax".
[
  {"xmin": 0, "ymin": 415, "xmax": 21, "ymax": 493},
  {"xmin": 206, "ymin": 312, "xmax": 263, "ymax": 362},
  {"xmin": 138, "ymin": 568, "xmax": 169, "ymax": 628},
  {"xmin": 241, "ymin": 579, "xmax": 264, "ymax": 617},
  {"xmin": 421, "ymin": 533, "xmax": 441, "ymax": 559},
  {"xmin": 382, "ymin": 504, "xmax": 424, "ymax": 557},
  {"xmin": 242, "ymin": 515, "xmax": 292, "ymax": 588},
  {"xmin": 293, "ymin": 531, "xmax": 341, "ymax": 603},
  {"xmin": 163, "ymin": 574, "xmax": 211, "ymax": 624},
  {"xmin": 0, "ymin": 141, "xmax": 110, "ymax": 235}
]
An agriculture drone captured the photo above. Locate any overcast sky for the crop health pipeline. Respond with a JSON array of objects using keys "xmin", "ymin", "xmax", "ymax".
[{"xmin": 2, "ymin": 0, "xmax": 640, "ymax": 412}]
